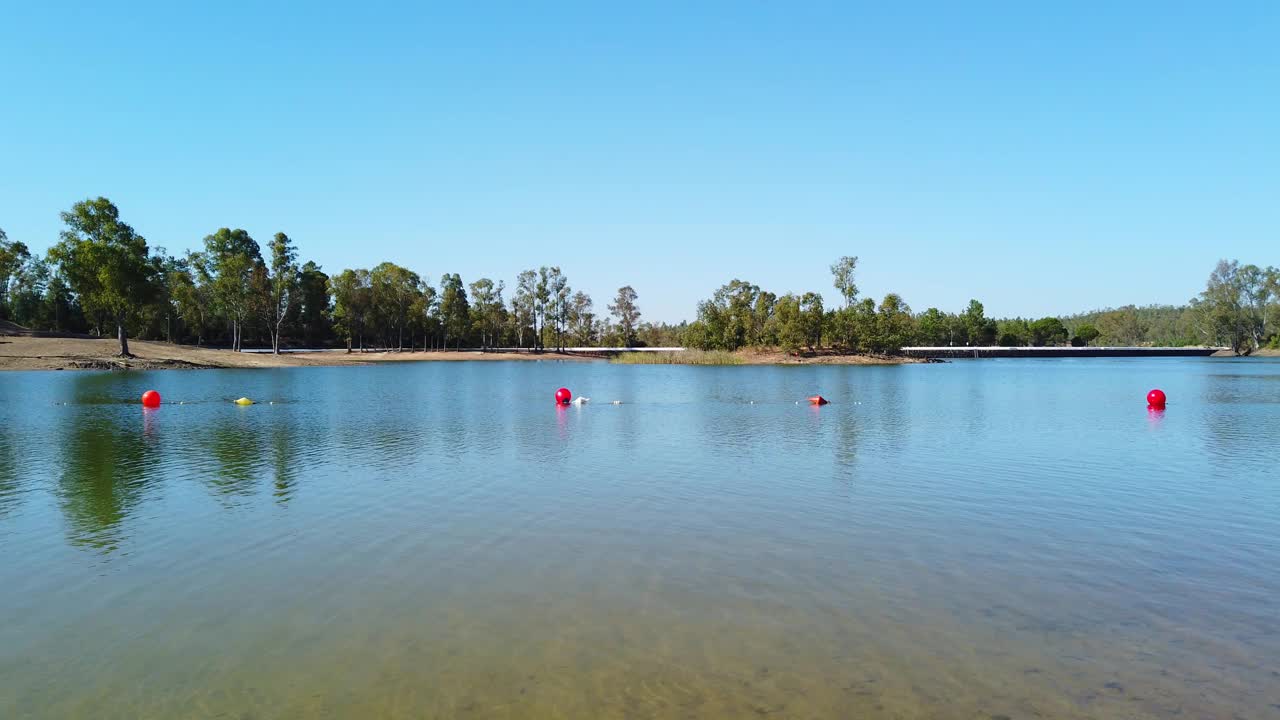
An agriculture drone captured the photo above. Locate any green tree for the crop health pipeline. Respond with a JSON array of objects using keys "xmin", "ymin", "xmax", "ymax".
[
  {"xmin": 830, "ymin": 255, "xmax": 859, "ymax": 308},
  {"xmin": 1095, "ymin": 307, "xmax": 1144, "ymax": 346},
  {"xmin": 420, "ymin": 282, "xmax": 441, "ymax": 349},
  {"xmin": 295, "ymin": 261, "xmax": 331, "ymax": 345},
  {"xmin": 608, "ymin": 285, "xmax": 641, "ymax": 347},
  {"xmin": 544, "ymin": 267, "xmax": 569, "ymax": 350},
  {"xmin": 1029, "ymin": 317, "xmax": 1068, "ymax": 346},
  {"xmin": 369, "ymin": 262, "xmax": 422, "ymax": 351},
  {"xmin": 513, "ymin": 269, "xmax": 537, "ymax": 349},
  {"xmin": 877, "ymin": 293, "xmax": 914, "ymax": 351},
  {"xmin": 170, "ymin": 257, "xmax": 211, "ymax": 346},
  {"xmin": 439, "ymin": 273, "xmax": 470, "ymax": 349},
  {"xmin": 800, "ymin": 292, "xmax": 825, "ymax": 349},
  {"xmin": 997, "ymin": 318, "xmax": 1031, "ymax": 346},
  {"xmin": 468, "ymin": 277, "xmax": 504, "ymax": 349},
  {"xmin": 41, "ymin": 274, "xmax": 84, "ymax": 332},
  {"xmin": 769, "ymin": 294, "xmax": 806, "ymax": 353},
  {"xmin": 568, "ymin": 290, "xmax": 596, "ymax": 345},
  {"xmin": 962, "ymin": 299, "xmax": 996, "ymax": 346},
  {"xmin": 8, "ymin": 256, "xmax": 51, "ymax": 329},
  {"xmin": 750, "ymin": 290, "xmax": 777, "ymax": 346},
  {"xmin": 694, "ymin": 279, "xmax": 761, "ymax": 350},
  {"xmin": 48, "ymin": 198, "xmax": 157, "ymax": 356},
  {"xmin": 0, "ymin": 229, "xmax": 33, "ymax": 319},
  {"xmin": 1072, "ymin": 323, "xmax": 1100, "ymax": 347},
  {"xmin": 534, "ymin": 267, "xmax": 552, "ymax": 350},
  {"xmin": 851, "ymin": 298, "xmax": 881, "ymax": 351},
  {"xmin": 198, "ymin": 228, "xmax": 262, "ymax": 351},
  {"xmin": 330, "ymin": 268, "xmax": 371, "ymax": 351},
  {"xmin": 916, "ymin": 307, "xmax": 948, "ymax": 346},
  {"xmin": 265, "ymin": 233, "xmax": 299, "ymax": 354}
]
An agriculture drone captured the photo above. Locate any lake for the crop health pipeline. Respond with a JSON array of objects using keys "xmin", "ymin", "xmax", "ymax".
[{"xmin": 1, "ymin": 358, "xmax": 1279, "ymax": 719}]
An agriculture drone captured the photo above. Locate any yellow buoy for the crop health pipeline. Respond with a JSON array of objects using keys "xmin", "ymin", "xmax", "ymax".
[{"xmin": 234, "ymin": 397, "xmax": 254, "ymax": 406}]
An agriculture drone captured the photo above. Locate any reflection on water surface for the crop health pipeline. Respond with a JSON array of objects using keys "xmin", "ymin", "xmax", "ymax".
[{"xmin": 2, "ymin": 358, "xmax": 1279, "ymax": 718}]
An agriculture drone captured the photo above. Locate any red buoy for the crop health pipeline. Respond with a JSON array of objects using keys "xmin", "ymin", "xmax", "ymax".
[
  {"xmin": 807, "ymin": 395, "xmax": 829, "ymax": 405},
  {"xmin": 555, "ymin": 387, "xmax": 572, "ymax": 404},
  {"xmin": 141, "ymin": 390, "xmax": 162, "ymax": 408},
  {"xmin": 1147, "ymin": 389, "xmax": 1166, "ymax": 407}
]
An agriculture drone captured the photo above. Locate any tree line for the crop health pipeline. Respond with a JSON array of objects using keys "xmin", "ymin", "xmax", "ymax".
[
  {"xmin": 682, "ymin": 256, "xmax": 1278, "ymax": 354},
  {"xmin": 0, "ymin": 198, "xmax": 653, "ymax": 356},
  {"xmin": 3, "ymin": 200, "xmax": 1275, "ymax": 356}
]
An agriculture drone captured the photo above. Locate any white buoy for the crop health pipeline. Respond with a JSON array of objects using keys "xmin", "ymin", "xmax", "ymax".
[{"xmin": 571, "ymin": 396, "xmax": 590, "ymax": 405}]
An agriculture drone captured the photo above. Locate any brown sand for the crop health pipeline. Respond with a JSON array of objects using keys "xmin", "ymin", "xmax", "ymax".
[
  {"xmin": 0, "ymin": 334, "xmax": 600, "ymax": 372},
  {"xmin": 0, "ymin": 334, "xmax": 931, "ymax": 372}
]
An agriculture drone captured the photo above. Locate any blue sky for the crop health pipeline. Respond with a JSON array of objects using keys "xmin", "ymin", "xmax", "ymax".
[{"xmin": 2, "ymin": 1, "xmax": 1276, "ymax": 322}]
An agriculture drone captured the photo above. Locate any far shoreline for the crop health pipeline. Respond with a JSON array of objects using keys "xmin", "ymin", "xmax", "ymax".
[{"xmin": 0, "ymin": 335, "xmax": 929, "ymax": 372}]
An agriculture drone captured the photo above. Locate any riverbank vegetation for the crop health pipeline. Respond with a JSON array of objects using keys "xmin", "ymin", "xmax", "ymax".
[
  {"xmin": 2, "ymin": 199, "xmax": 1276, "ymax": 357},
  {"xmin": 610, "ymin": 350, "xmax": 743, "ymax": 365},
  {"xmin": 0, "ymin": 199, "xmax": 658, "ymax": 356},
  {"xmin": 679, "ymin": 256, "xmax": 1277, "ymax": 356}
]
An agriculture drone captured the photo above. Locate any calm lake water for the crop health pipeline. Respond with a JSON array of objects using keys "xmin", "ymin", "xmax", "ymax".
[{"xmin": 2, "ymin": 358, "xmax": 1279, "ymax": 719}]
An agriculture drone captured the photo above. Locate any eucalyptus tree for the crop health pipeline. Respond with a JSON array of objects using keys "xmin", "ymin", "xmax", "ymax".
[
  {"xmin": 769, "ymin": 294, "xmax": 806, "ymax": 353},
  {"xmin": 569, "ymin": 290, "xmax": 596, "ymax": 346},
  {"xmin": 830, "ymin": 255, "xmax": 859, "ymax": 307},
  {"xmin": 265, "ymin": 233, "xmax": 299, "ymax": 354},
  {"xmin": 295, "ymin": 261, "xmax": 330, "ymax": 345},
  {"xmin": 1194, "ymin": 260, "xmax": 1278, "ymax": 353},
  {"xmin": 513, "ymin": 269, "xmax": 537, "ymax": 349},
  {"xmin": 468, "ymin": 277, "xmax": 504, "ymax": 350},
  {"xmin": 438, "ymin": 273, "xmax": 470, "ymax": 350},
  {"xmin": 799, "ymin": 292, "xmax": 825, "ymax": 349},
  {"xmin": 48, "ymin": 198, "xmax": 158, "ymax": 356},
  {"xmin": 544, "ymin": 266, "xmax": 569, "ymax": 350},
  {"xmin": 411, "ymin": 281, "xmax": 438, "ymax": 350},
  {"xmin": 7, "ymin": 255, "xmax": 51, "ymax": 329},
  {"xmin": 608, "ymin": 285, "xmax": 640, "ymax": 347},
  {"xmin": 330, "ymin": 268, "xmax": 372, "ymax": 351},
  {"xmin": 916, "ymin": 308, "xmax": 949, "ymax": 346},
  {"xmin": 534, "ymin": 267, "xmax": 552, "ymax": 350},
  {"xmin": 0, "ymin": 228, "xmax": 32, "ymax": 316},
  {"xmin": 370, "ymin": 262, "xmax": 421, "ymax": 351},
  {"xmin": 170, "ymin": 255, "xmax": 211, "ymax": 346},
  {"xmin": 199, "ymin": 228, "xmax": 262, "ymax": 351},
  {"xmin": 696, "ymin": 279, "xmax": 762, "ymax": 351}
]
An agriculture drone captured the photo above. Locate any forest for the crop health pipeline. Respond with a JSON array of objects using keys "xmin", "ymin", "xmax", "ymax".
[{"xmin": 2, "ymin": 198, "xmax": 1277, "ymax": 356}]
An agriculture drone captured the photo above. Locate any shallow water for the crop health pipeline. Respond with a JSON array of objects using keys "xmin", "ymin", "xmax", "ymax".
[{"xmin": 2, "ymin": 358, "xmax": 1279, "ymax": 719}]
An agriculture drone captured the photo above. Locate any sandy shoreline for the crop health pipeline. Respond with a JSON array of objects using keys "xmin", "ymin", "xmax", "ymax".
[
  {"xmin": 0, "ymin": 335, "xmax": 928, "ymax": 371},
  {"xmin": 0, "ymin": 335, "xmax": 602, "ymax": 372}
]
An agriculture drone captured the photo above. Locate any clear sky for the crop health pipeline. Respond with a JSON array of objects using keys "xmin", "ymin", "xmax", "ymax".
[{"xmin": 2, "ymin": 1, "xmax": 1276, "ymax": 323}]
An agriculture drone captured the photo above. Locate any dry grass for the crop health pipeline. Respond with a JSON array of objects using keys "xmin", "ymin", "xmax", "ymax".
[{"xmin": 610, "ymin": 350, "xmax": 744, "ymax": 365}]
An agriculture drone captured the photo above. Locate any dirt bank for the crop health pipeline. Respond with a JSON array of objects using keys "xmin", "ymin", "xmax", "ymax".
[{"xmin": 0, "ymin": 334, "xmax": 599, "ymax": 372}]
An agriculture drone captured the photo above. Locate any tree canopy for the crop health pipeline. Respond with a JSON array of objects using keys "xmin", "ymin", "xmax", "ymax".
[
  {"xmin": 9, "ymin": 201, "xmax": 1276, "ymax": 357},
  {"xmin": 48, "ymin": 198, "xmax": 156, "ymax": 356}
]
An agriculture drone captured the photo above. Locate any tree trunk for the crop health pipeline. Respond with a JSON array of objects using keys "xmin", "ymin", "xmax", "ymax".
[{"xmin": 117, "ymin": 316, "xmax": 132, "ymax": 357}]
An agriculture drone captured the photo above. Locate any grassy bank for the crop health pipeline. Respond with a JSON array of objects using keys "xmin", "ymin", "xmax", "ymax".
[{"xmin": 610, "ymin": 350, "xmax": 744, "ymax": 365}]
